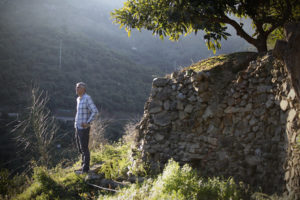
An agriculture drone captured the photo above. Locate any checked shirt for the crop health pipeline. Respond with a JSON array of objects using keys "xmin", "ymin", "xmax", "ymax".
[{"xmin": 75, "ymin": 93, "xmax": 98, "ymax": 129}]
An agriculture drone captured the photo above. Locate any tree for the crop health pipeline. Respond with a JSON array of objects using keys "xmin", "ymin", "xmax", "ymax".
[{"xmin": 111, "ymin": 0, "xmax": 300, "ymax": 53}]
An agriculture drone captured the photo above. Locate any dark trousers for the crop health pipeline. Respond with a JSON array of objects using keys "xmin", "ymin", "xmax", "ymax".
[{"xmin": 75, "ymin": 128, "xmax": 90, "ymax": 172}]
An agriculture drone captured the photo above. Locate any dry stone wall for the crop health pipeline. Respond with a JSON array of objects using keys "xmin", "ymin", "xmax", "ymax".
[{"xmin": 136, "ymin": 52, "xmax": 300, "ymax": 196}]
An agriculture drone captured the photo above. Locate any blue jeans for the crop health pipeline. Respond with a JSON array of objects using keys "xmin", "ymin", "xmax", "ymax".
[{"xmin": 75, "ymin": 128, "xmax": 90, "ymax": 172}]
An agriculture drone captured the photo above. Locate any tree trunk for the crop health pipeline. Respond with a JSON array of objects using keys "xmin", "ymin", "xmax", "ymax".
[
  {"xmin": 253, "ymin": 35, "xmax": 268, "ymax": 53},
  {"xmin": 255, "ymin": 41, "xmax": 268, "ymax": 53}
]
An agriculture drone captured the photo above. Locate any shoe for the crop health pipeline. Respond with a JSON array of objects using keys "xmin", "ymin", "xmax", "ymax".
[
  {"xmin": 74, "ymin": 169, "xmax": 89, "ymax": 175},
  {"xmin": 74, "ymin": 170, "xmax": 83, "ymax": 175}
]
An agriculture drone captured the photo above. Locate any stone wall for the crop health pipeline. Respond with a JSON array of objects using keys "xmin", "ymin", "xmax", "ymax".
[
  {"xmin": 274, "ymin": 22, "xmax": 300, "ymax": 197},
  {"xmin": 136, "ymin": 52, "xmax": 300, "ymax": 195}
]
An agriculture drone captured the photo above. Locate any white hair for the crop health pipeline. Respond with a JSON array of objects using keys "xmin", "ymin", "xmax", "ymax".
[{"xmin": 76, "ymin": 82, "xmax": 87, "ymax": 89}]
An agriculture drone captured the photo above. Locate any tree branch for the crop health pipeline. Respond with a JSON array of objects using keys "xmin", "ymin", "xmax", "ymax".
[{"xmin": 220, "ymin": 15, "xmax": 258, "ymax": 46}]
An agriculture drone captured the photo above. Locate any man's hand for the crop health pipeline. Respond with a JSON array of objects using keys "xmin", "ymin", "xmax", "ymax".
[{"xmin": 81, "ymin": 123, "xmax": 90, "ymax": 128}]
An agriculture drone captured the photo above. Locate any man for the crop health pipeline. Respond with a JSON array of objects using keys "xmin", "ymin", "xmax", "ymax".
[{"xmin": 74, "ymin": 82, "xmax": 98, "ymax": 174}]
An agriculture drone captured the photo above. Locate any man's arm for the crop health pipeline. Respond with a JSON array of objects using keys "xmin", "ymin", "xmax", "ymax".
[{"xmin": 86, "ymin": 96, "xmax": 98, "ymax": 124}]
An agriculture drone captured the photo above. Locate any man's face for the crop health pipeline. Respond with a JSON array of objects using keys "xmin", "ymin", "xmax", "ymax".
[{"xmin": 76, "ymin": 84, "xmax": 85, "ymax": 96}]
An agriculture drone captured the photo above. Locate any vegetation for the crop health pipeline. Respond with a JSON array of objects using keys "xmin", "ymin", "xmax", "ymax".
[
  {"xmin": 12, "ymin": 88, "xmax": 59, "ymax": 168},
  {"xmin": 99, "ymin": 159, "xmax": 248, "ymax": 200},
  {"xmin": 187, "ymin": 52, "xmax": 253, "ymax": 72},
  {"xmin": 0, "ymin": 118, "xmax": 294, "ymax": 199},
  {"xmin": 112, "ymin": 0, "xmax": 300, "ymax": 53}
]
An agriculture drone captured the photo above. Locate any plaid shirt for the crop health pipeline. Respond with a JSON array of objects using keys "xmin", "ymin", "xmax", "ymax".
[{"xmin": 75, "ymin": 93, "xmax": 98, "ymax": 129}]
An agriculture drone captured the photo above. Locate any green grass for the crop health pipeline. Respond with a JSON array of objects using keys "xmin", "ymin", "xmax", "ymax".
[{"xmin": 185, "ymin": 52, "xmax": 256, "ymax": 73}]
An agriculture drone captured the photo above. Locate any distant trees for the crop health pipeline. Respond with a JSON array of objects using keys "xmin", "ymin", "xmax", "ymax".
[{"xmin": 111, "ymin": 0, "xmax": 300, "ymax": 53}]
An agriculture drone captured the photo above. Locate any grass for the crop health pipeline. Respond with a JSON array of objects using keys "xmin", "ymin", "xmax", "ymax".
[{"xmin": 186, "ymin": 52, "xmax": 257, "ymax": 73}]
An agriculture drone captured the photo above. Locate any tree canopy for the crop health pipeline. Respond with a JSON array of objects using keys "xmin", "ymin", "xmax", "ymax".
[{"xmin": 111, "ymin": 0, "xmax": 300, "ymax": 53}]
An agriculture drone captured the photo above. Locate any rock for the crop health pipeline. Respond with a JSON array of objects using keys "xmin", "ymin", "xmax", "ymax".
[
  {"xmin": 163, "ymin": 100, "xmax": 170, "ymax": 110},
  {"xmin": 184, "ymin": 104, "xmax": 193, "ymax": 113},
  {"xmin": 153, "ymin": 77, "xmax": 169, "ymax": 87},
  {"xmin": 246, "ymin": 156, "xmax": 261, "ymax": 166},
  {"xmin": 177, "ymin": 101, "xmax": 184, "ymax": 110},
  {"xmin": 257, "ymin": 85, "xmax": 273, "ymax": 93},
  {"xmin": 287, "ymin": 109, "xmax": 296, "ymax": 122},
  {"xmin": 280, "ymin": 99, "xmax": 289, "ymax": 111},
  {"xmin": 227, "ymin": 97, "xmax": 235, "ymax": 106},
  {"xmin": 148, "ymin": 100, "xmax": 163, "ymax": 114},
  {"xmin": 224, "ymin": 106, "xmax": 241, "ymax": 114},
  {"xmin": 288, "ymin": 89, "xmax": 296, "ymax": 100},
  {"xmin": 249, "ymin": 117, "xmax": 257, "ymax": 126},
  {"xmin": 202, "ymin": 106, "xmax": 213, "ymax": 120},
  {"xmin": 207, "ymin": 124, "xmax": 218, "ymax": 135},
  {"xmin": 177, "ymin": 93, "xmax": 185, "ymax": 100},
  {"xmin": 207, "ymin": 137, "xmax": 218, "ymax": 146},
  {"xmin": 188, "ymin": 95, "xmax": 197, "ymax": 102},
  {"xmin": 153, "ymin": 111, "xmax": 173, "ymax": 126},
  {"xmin": 85, "ymin": 172, "xmax": 103, "ymax": 181},
  {"xmin": 156, "ymin": 88, "xmax": 173, "ymax": 100},
  {"xmin": 179, "ymin": 111, "xmax": 188, "ymax": 120},
  {"xmin": 266, "ymin": 99, "xmax": 274, "ymax": 108},
  {"xmin": 154, "ymin": 133, "xmax": 164, "ymax": 141}
]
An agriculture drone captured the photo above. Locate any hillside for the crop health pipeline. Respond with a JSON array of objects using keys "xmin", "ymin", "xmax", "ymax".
[
  {"xmin": 0, "ymin": 0, "xmax": 160, "ymax": 114},
  {"xmin": 0, "ymin": 0, "xmax": 252, "ymax": 115}
]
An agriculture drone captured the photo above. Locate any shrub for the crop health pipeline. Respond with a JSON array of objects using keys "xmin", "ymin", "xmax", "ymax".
[
  {"xmin": 98, "ymin": 159, "xmax": 246, "ymax": 200},
  {"xmin": 0, "ymin": 169, "xmax": 29, "ymax": 199},
  {"xmin": 91, "ymin": 142, "xmax": 140, "ymax": 180},
  {"xmin": 12, "ymin": 87, "xmax": 59, "ymax": 168}
]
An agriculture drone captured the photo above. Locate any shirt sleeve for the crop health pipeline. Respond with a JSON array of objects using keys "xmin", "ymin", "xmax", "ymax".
[{"xmin": 86, "ymin": 96, "xmax": 98, "ymax": 123}]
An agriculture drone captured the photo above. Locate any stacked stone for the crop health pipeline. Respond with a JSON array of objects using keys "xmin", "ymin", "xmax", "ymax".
[
  {"xmin": 136, "ymin": 53, "xmax": 298, "ymax": 194},
  {"xmin": 272, "ymin": 59, "xmax": 300, "ymax": 198},
  {"xmin": 139, "ymin": 69, "xmax": 213, "ymax": 169}
]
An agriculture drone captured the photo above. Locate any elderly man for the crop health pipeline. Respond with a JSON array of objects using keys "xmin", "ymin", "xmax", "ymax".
[{"xmin": 74, "ymin": 82, "xmax": 98, "ymax": 174}]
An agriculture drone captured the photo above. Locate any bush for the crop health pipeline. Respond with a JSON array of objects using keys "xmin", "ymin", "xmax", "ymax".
[
  {"xmin": 0, "ymin": 169, "xmax": 28, "ymax": 199},
  {"xmin": 98, "ymin": 159, "xmax": 246, "ymax": 200},
  {"xmin": 91, "ymin": 142, "xmax": 146, "ymax": 180}
]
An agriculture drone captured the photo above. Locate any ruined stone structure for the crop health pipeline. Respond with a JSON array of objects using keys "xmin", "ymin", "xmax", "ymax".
[{"xmin": 136, "ymin": 49, "xmax": 300, "ymax": 196}]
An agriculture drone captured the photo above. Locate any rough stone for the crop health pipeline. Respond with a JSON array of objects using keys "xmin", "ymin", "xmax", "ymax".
[
  {"xmin": 163, "ymin": 100, "xmax": 170, "ymax": 110},
  {"xmin": 184, "ymin": 104, "xmax": 194, "ymax": 113},
  {"xmin": 202, "ymin": 106, "xmax": 213, "ymax": 120},
  {"xmin": 154, "ymin": 133, "xmax": 165, "ymax": 141},
  {"xmin": 287, "ymin": 109, "xmax": 296, "ymax": 122},
  {"xmin": 153, "ymin": 111, "xmax": 173, "ymax": 126},
  {"xmin": 148, "ymin": 100, "xmax": 163, "ymax": 114},
  {"xmin": 153, "ymin": 77, "xmax": 169, "ymax": 87},
  {"xmin": 280, "ymin": 99, "xmax": 289, "ymax": 111}
]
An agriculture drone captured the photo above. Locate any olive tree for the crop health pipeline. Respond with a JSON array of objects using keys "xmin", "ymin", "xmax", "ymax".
[{"xmin": 111, "ymin": 0, "xmax": 299, "ymax": 53}]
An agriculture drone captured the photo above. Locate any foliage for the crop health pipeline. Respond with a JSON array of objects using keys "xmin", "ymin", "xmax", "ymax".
[
  {"xmin": 122, "ymin": 118, "xmax": 140, "ymax": 146},
  {"xmin": 0, "ymin": 169, "xmax": 29, "ymax": 200},
  {"xmin": 112, "ymin": 0, "xmax": 300, "ymax": 52},
  {"xmin": 12, "ymin": 87, "xmax": 59, "ymax": 168},
  {"xmin": 98, "ymin": 159, "xmax": 247, "ymax": 200},
  {"xmin": 89, "ymin": 116, "xmax": 110, "ymax": 150},
  {"xmin": 91, "ymin": 142, "xmax": 146, "ymax": 180},
  {"xmin": 15, "ymin": 166, "xmax": 92, "ymax": 200}
]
